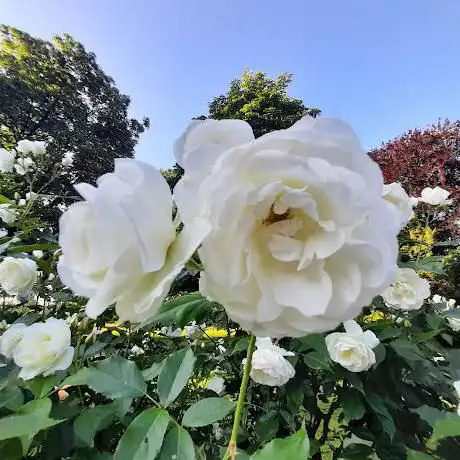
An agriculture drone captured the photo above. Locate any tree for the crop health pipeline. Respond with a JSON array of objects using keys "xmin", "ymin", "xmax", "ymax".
[
  {"xmin": 0, "ymin": 25, "xmax": 149, "ymax": 188},
  {"xmin": 370, "ymin": 119, "xmax": 460, "ymax": 236}
]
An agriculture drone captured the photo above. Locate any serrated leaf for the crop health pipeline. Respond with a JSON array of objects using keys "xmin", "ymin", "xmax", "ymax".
[
  {"xmin": 250, "ymin": 428, "xmax": 309, "ymax": 459},
  {"xmin": 157, "ymin": 348, "xmax": 195, "ymax": 407},
  {"xmin": 297, "ymin": 333, "xmax": 327, "ymax": 354},
  {"xmin": 114, "ymin": 408, "xmax": 169, "ymax": 460},
  {"xmin": 342, "ymin": 389, "xmax": 365, "ymax": 421},
  {"xmin": 303, "ymin": 351, "xmax": 330, "ymax": 370},
  {"xmin": 142, "ymin": 361, "xmax": 164, "ymax": 381},
  {"xmin": 158, "ymin": 425, "xmax": 195, "ymax": 460},
  {"xmin": 378, "ymin": 327, "xmax": 401, "ymax": 341},
  {"xmin": 407, "ymin": 257, "xmax": 446, "ymax": 275},
  {"xmin": 74, "ymin": 403, "xmax": 117, "ymax": 447},
  {"xmin": 182, "ymin": 397, "xmax": 236, "ymax": 427},
  {"xmin": 63, "ymin": 356, "xmax": 146, "ymax": 399},
  {"xmin": 373, "ymin": 344, "xmax": 386, "ymax": 368}
]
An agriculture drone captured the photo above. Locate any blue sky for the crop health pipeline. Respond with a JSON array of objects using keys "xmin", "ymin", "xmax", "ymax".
[{"xmin": 2, "ymin": 1, "xmax": 459, "ymax": 168}]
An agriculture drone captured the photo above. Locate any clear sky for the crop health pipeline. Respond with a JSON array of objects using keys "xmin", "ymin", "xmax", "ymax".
[{"xmin": 2, "ymin": 1, "xmax": 459, "ymax": 168}]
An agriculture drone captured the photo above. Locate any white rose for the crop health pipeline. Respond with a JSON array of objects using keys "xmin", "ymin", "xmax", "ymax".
[
  {"xmin": 0, "ymin": 229, "xmax": 6, "ymax": 238},
  {"xmin": 0, "ymin": 204, "xmax": 16, "ymax": 224},
  {"xmin": 382, "ymin": 182, "xmax": 414, "ymax": 228},
  {"xmin": 160, "ymin": 326, "xmax": 182, "ymax": 337},
  {"xmin": 0, "ymin": 257, "xmax": 38, "ymax": 295},
  {"xmin": 0, "ymin": 323, "xmax": 27, "ymax": 358},
  {"xmin": 130, "ymin": 345, "xmax": 145, "ymax": 356},
  {"xmin": 381, "ymin": 267, "xmax": 430, "ymax": 310},
  {"xmin": 184, "ymin": 321, "xmax": 205, "ymax": 338},
  {"xmin": 61, "ymin": 151, "xmax": 74, "ymax": 167},
  {"xmin": 454, "ymin": 381, "xmax": 460, "ymax": 416},
  {"xmin": 0, "ymin": 148, "xmax": 16, "ymax": 173},
  {"xmin": 12, "ymin": 318, "xmax": 74, "ymax": 380},
  {"xmin": 447, "ymin": 299, "xmax": 456, "ymax": 309},
  {"xmin": 410, "ymin": 197, "xmax": 420, "ymax": 207},
  {"xmin": 33, "ymin": 250, "xmax": 44, "ymax": 259},
  {"xmin": 326, "ymin": 320, "xmax": 379, "ymax": 372},
  {"xmin": 58, "ymin": 159, "xmax": 210, "ymax": 323},
  {"xmin": 420, "ymin": 186, "xmax": 453, "ymax": 206},
  {"xmin": 246, "ymin": 337, "xmax": 295, "ymax": 386},
  {"xmin": 176, "ymin": 117, "xmax": 399, "ymax": 337},
  {"xmin": 432, "ymin": 294, "xmax": 444, "ymax": 304},
  {"xmin": 26, "ymin": 192, "xmax": 37, "ymax": 201},
  {"xmin": 16, "ymin": 139, "xmax": 47, "ymax": 156},
  {"xmin": 447, "ymin": 317, "xmax": 460, "ymax": 332},
  {"xmin": 14, "ymin": 157, "xmax": 35, "ymax": 175},
  {"xmin": 207, "ymin": 375, "xmax": 225, "ymax": 394}
]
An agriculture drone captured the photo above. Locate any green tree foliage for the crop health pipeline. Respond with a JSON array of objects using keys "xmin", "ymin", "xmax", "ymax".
[{"xmin": 0, "ymin": 25, "xmax": 149, "ymax": 187}]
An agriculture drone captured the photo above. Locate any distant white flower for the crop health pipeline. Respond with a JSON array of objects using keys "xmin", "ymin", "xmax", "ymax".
[
  {"xmin": 410, "ymin": 196, "xmax": 420, "ymax": 207},
  {"xmin": 382, "ymin": 182, "xmax": 414, "ymax": 228},
  {"xmin": 0, "ymin": 229, "xmax": 6, "ymax": 238},
  {"xmin": 26, "ymin": 192, "xmax": 37, "ymax": 201},
  {"xmin": 454, "ymin": 381, "xmax": 460, "ymax": 416},
  {"xmin": 16, "ymin": 140, "xmax": 47, "ymax": 156},
  {"xmin": 246, "ymin": 337, "xmax": 295, "ymax": 386},
  {"xmin": 213, "ymin": 423, "xmax": 224, "ymax": 440},
  {"xmin": 0, "ymin": 149, "xmax": 16, "ymax": 173},
  {"xmin": 381, "ymin": 268, "xmax": 430, "ymax": 310},
  {"xmin": 420, "ymin": 186, "xmax": 453, "ymax": 206},
  {"xmin": 432, "ymin": 294, "xmax": 444, "ymax": 304},
  {"xmin": 14, "ymin": 157, "xmax": 35, "ymax": 175},
  {"xmin": 32, "ymin": 250, "xmax": 44, "ymax": 259},
  {"xmin": 326, "ymin": 320, "xmax": 379, "ymax": 372},
  {"xmin": 0, "ymin": 257, "xmax": 38, "ymax": 295},
  {"xmin": 455, "ymin": 220, "xmax": 460, "ymax": 228},
  {"xmin": 0, "ymin": 204, "xmax": 16, "ymax": 224},
  {"xmin": 184, "ymin": 321, "xmax": 204, "ymax": 338},
  {"xmin": 61, "ymin": 151, "xmax": 74, "ymax": 167},
  {"xmin": 447, "ymin": 317, "xmax": 460, "ymax": 332},
  {"xmin": 12, "ymin": 318, "xmax": 74, "ymax": 380},
  {"xmin": 0, "ymin": 323, "xmax": 27, "ymax": 358},
  {"xmin": 130, "ymin": 345, "xmax": 145, "ymax": 356},
  {"xmin": 18, "ymin": 199, "xmax": 26, "ymax": 207},
  {"xmin": 160, "ymin": 326, "xmax": 182, "ymax": 337},
  {"xmin": 207, "ymin": 375, "xmax": 225, "ymax": 394}
]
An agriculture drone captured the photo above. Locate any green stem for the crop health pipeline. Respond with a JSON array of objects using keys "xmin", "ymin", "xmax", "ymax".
[{"xmin": 226, "ymin": 334, "xmax": 256, "ymax": 459}]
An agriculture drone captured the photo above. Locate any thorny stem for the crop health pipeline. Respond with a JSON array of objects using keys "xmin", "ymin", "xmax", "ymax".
[{"xmin": 225, "ymin": 334, "xmax": 256, "ymax": 460}]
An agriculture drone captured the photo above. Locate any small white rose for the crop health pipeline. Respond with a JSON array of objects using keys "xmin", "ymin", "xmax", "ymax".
[
  {"xmin": 447, "ymin": 317, "xmax": 460, "ymax": 332},
  {"xmin": 0, "ymin": 148, "xmax": 16, "ymax": 172},
  {"xmin": 381, "ymin": 268, "xmax": 430, "ymax": 310},
  {"xmin": 0, "ymin": 323, "xmax": 27, "ymax": 358},
  {"xmin": 32, "ymin": 250, "xmax": 44, "ymax": 259},
  {"xmin": 246, "ymin": 337, "xmax": 295, "ymax": 387},
  {"xmin": 26, "ymin": 192, "xmax": 37, "ymax": 201},
  {"xmin": 160, "ymin": 326, "xmax": 183, "ymax": 337},
  {"xmin": 0, "ymin": 204, "xmax": 16, "ymax": 224},
  {"xmin": 420, "ymin": 186, "xmax": 453, "ymax": 206},
  {"xmin": 61, "ymin": 151, "xmax": 74, "ymax": 167},
  {"xmin": 16, "ymin": 140, "xmax": 47, "ymax": 156},
  {"xmin": 206, "ymin": 375, "xmax": 225, "ymax": 394},
  {"xmin": 130, "ymin": 345, "xmax": 145, "ymax": 356},
  {"xmin": 14, "ymin": 157, "xmax": 35, "ymax": 175},
  {"xmin": 18, "ymin": 199, "xmax": 26, "ymax": 207},
  {"xmin": 326, "ymin": 320, "xmax": 379, "ymax": 372},
  {"xmin": 0, "ymin": 257, "xmax": 38, "ymax": 295},
  {"xmin": 431, "ymin": 294, "xmax": 444, "ymax": 304},
  {"xmin": 447, "ymin": 299, "xmax": 456, "ymax": 309},
  {"xmin": 12, "ymin": 318, "xmax": 74, "ymax": 380},
  {"xmin": 382, "ymin": 182, "xmax": 414, "ymax": 228}
]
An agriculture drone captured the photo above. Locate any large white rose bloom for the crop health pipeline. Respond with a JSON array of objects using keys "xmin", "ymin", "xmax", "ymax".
[
  {"xmin": 326, "ymin": 320, "xmax": 379, "ymax": 372},
  {"xmin": 246, "ymin": 337, "xmax": 295, "ymax": 387},
  {"xmin": 381, "ymin": 267, "xmax": 430, "ymax": 310},
  {"xmin": 0, "ymin": 257, "xmax": 38, "ymax": 295},
  {"xmin": 16, "ymin": 139, "xmax": 47, "ymax": 156},
  {"xmin": 11, "ymin": 318, "xmax": 74, "ymax": 380},
  {"xmin": 420, "ymin": 186, "xmax": 453, "ymax": 206},
  {"xmin": 58, "ymin": 159, "xmax": 209, "ymax": 323},
  {"xmin": 0, "ymin": 148, "xmax": 16, "ymax": 173},
  {"xmin": 382, "ymin": 182, "xmax": 414, "ymax": 228},
  {"xmin": 0, "ymin": 323, "xmax": 27, "ymax": 358},
  {"xmin": 175, "ymin": 117, "xmax": 399, "ymax": 337}
]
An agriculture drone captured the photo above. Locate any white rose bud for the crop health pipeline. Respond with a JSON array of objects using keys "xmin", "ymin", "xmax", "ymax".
[
  {"xmin": 0, "ymin": 204, "xmax": 16, "ymax": 224},
  {"xmin": 0, "ymin": 323, "xmax": 27, "ymax": 358},
  {"xmin": 58, "ymin": 159, "xmax": 210, "ymax": 323},
  {"xmin": 382, "ymin": 182, "xmax": 414, "ymax": 228},
  {"xmin": 246, "ymin": 337, "xmax": 295, "ymax": 387},
  {"xmin": 12, "ymin": 318, "xmax": 74, "ymax": 380},
  {"xmin": 420, "ymin": 186, "xmax": 453, "ymax": 206},
  {"xmin": 381, "ymin": 267, "xmax": 430, "ymax": 311},
  {"xmin": 16, "ymin": 139, "xmax": 47, "ymax": 156},
  {"xmin": 326, "ymin": 320, "xmax": 379, "ymax": 372},
  {"xmin": 14, "ymin": 157, "xmax": 35, "ymax": 175},
  {"xmin": 176, "ymin": 117, "xmax": 399, "ymax": 337},
  {"xmin": 0, "ymin": 257, "xmax": 38, "ymax": 295},
  {"xmin": 0, "ymin": 148, "xmax": 16, "ymax": 173}
]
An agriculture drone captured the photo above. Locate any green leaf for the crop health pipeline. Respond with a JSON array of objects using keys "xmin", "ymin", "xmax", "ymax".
[
  {"xmin": 365, "ymin": 394, "xmax": 395, "ymax": 440},
  {"xmin": 250, "ymin": 428, "xmax": 309, "ymax": 460},
  {"xmin": 0, "ymin": 195, "xmax": 11, "ymax": 204},
  {"xmin": 114, "ymin": 408, "xmax": 169, "ymax": 460},
  {"xmin": 303, "ymin": 351, "xmax": 330, "ymax": 370},
  {"xmin": 413, "ymin": 405, "xmax": 445, "ymax": 427},
  {"xmin": 407, "ymin": 257, "xmax": 446, "ymax": 275},
  {"xmin": 297, "ymin": 333, "xmax": 327, "ymax": 354},
  {"xmin": 430, "ymin": 413, "xmax": 460, "ymax": 442},
  {"xmin": 142, "ymin": 362, "xmax": 164, "ymax": 381},
  {"xmin": 154, "ymin": 293, "xmax": 213, "ymax": 328},
  {"xmin": 182, "ymin": 397, "xmax": 236, "ymax": 427},
  {"xmin": 158, "ymin": 425, "xmax": 196, "ymax": 460},
  {"xmin": 426, "ymin": 314, "xmax": 443, "ymax": 330},
  {"xmin": 407, "ymin": 451, "xmax": 435, "ymax": 460},
  {"xmin": 63, "ymin": 356, "xmax": 146, "ymax": 399},
  {"xmin": 373, "ymin": 344, "xmax": 386, "ymax": 368},
  {"xmin": 0, "ymin": 438, "xmax": 22, "ymax": 460},
  {"xmin": 414, "ymin": 329, "xmax": 443, "ymax": 343},
  {"xmin": 157, "ymin": 348, "xmax": 196, "ymax": 407},
  {"xmin": 0, "ymin": 386, "xmax": 24, "ymax": 410},
  {"xmin": 28, "ymin": 375, "xmax": 60, "ymax": 399},
  {"xmin": 8, "ymin": 242, "xmax": 59, "ymax": 254},
  {"xmin": 390, "ymin": 339, "xmax": 423, "ymax": 364},
  {"xmin": 378, "ymin": 327, "xmax": 401, "ymax": 341},
  {"xmin": 341, "ymin": 443, "xmax": 374, "ymax": 459},
  {"xmin": 342, "ymin": 389, "xmax": 365, "ymax": 421},
  {"xmin": 254, "ymin": 411, "xmax": 279, "ymax": 442},
  {"xmin": 83, "ymin": 341, "xmax": 109, "ymax": 358},
  {"xmin": 74, "ymin": 403, "xmax": 117, "ymax": 447}
]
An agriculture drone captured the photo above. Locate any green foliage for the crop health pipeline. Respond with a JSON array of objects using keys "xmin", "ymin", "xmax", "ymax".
[
  {"xmin": 250, "ymin": 428, "xmax": 310, "ymax": 459},
  {"xmin": 182, "ymin": 397, "xmax": 236, "ymax": 427},
  {"xmin": 158, "ymin": 425, "xmax": 196, "ymax": 460}
]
